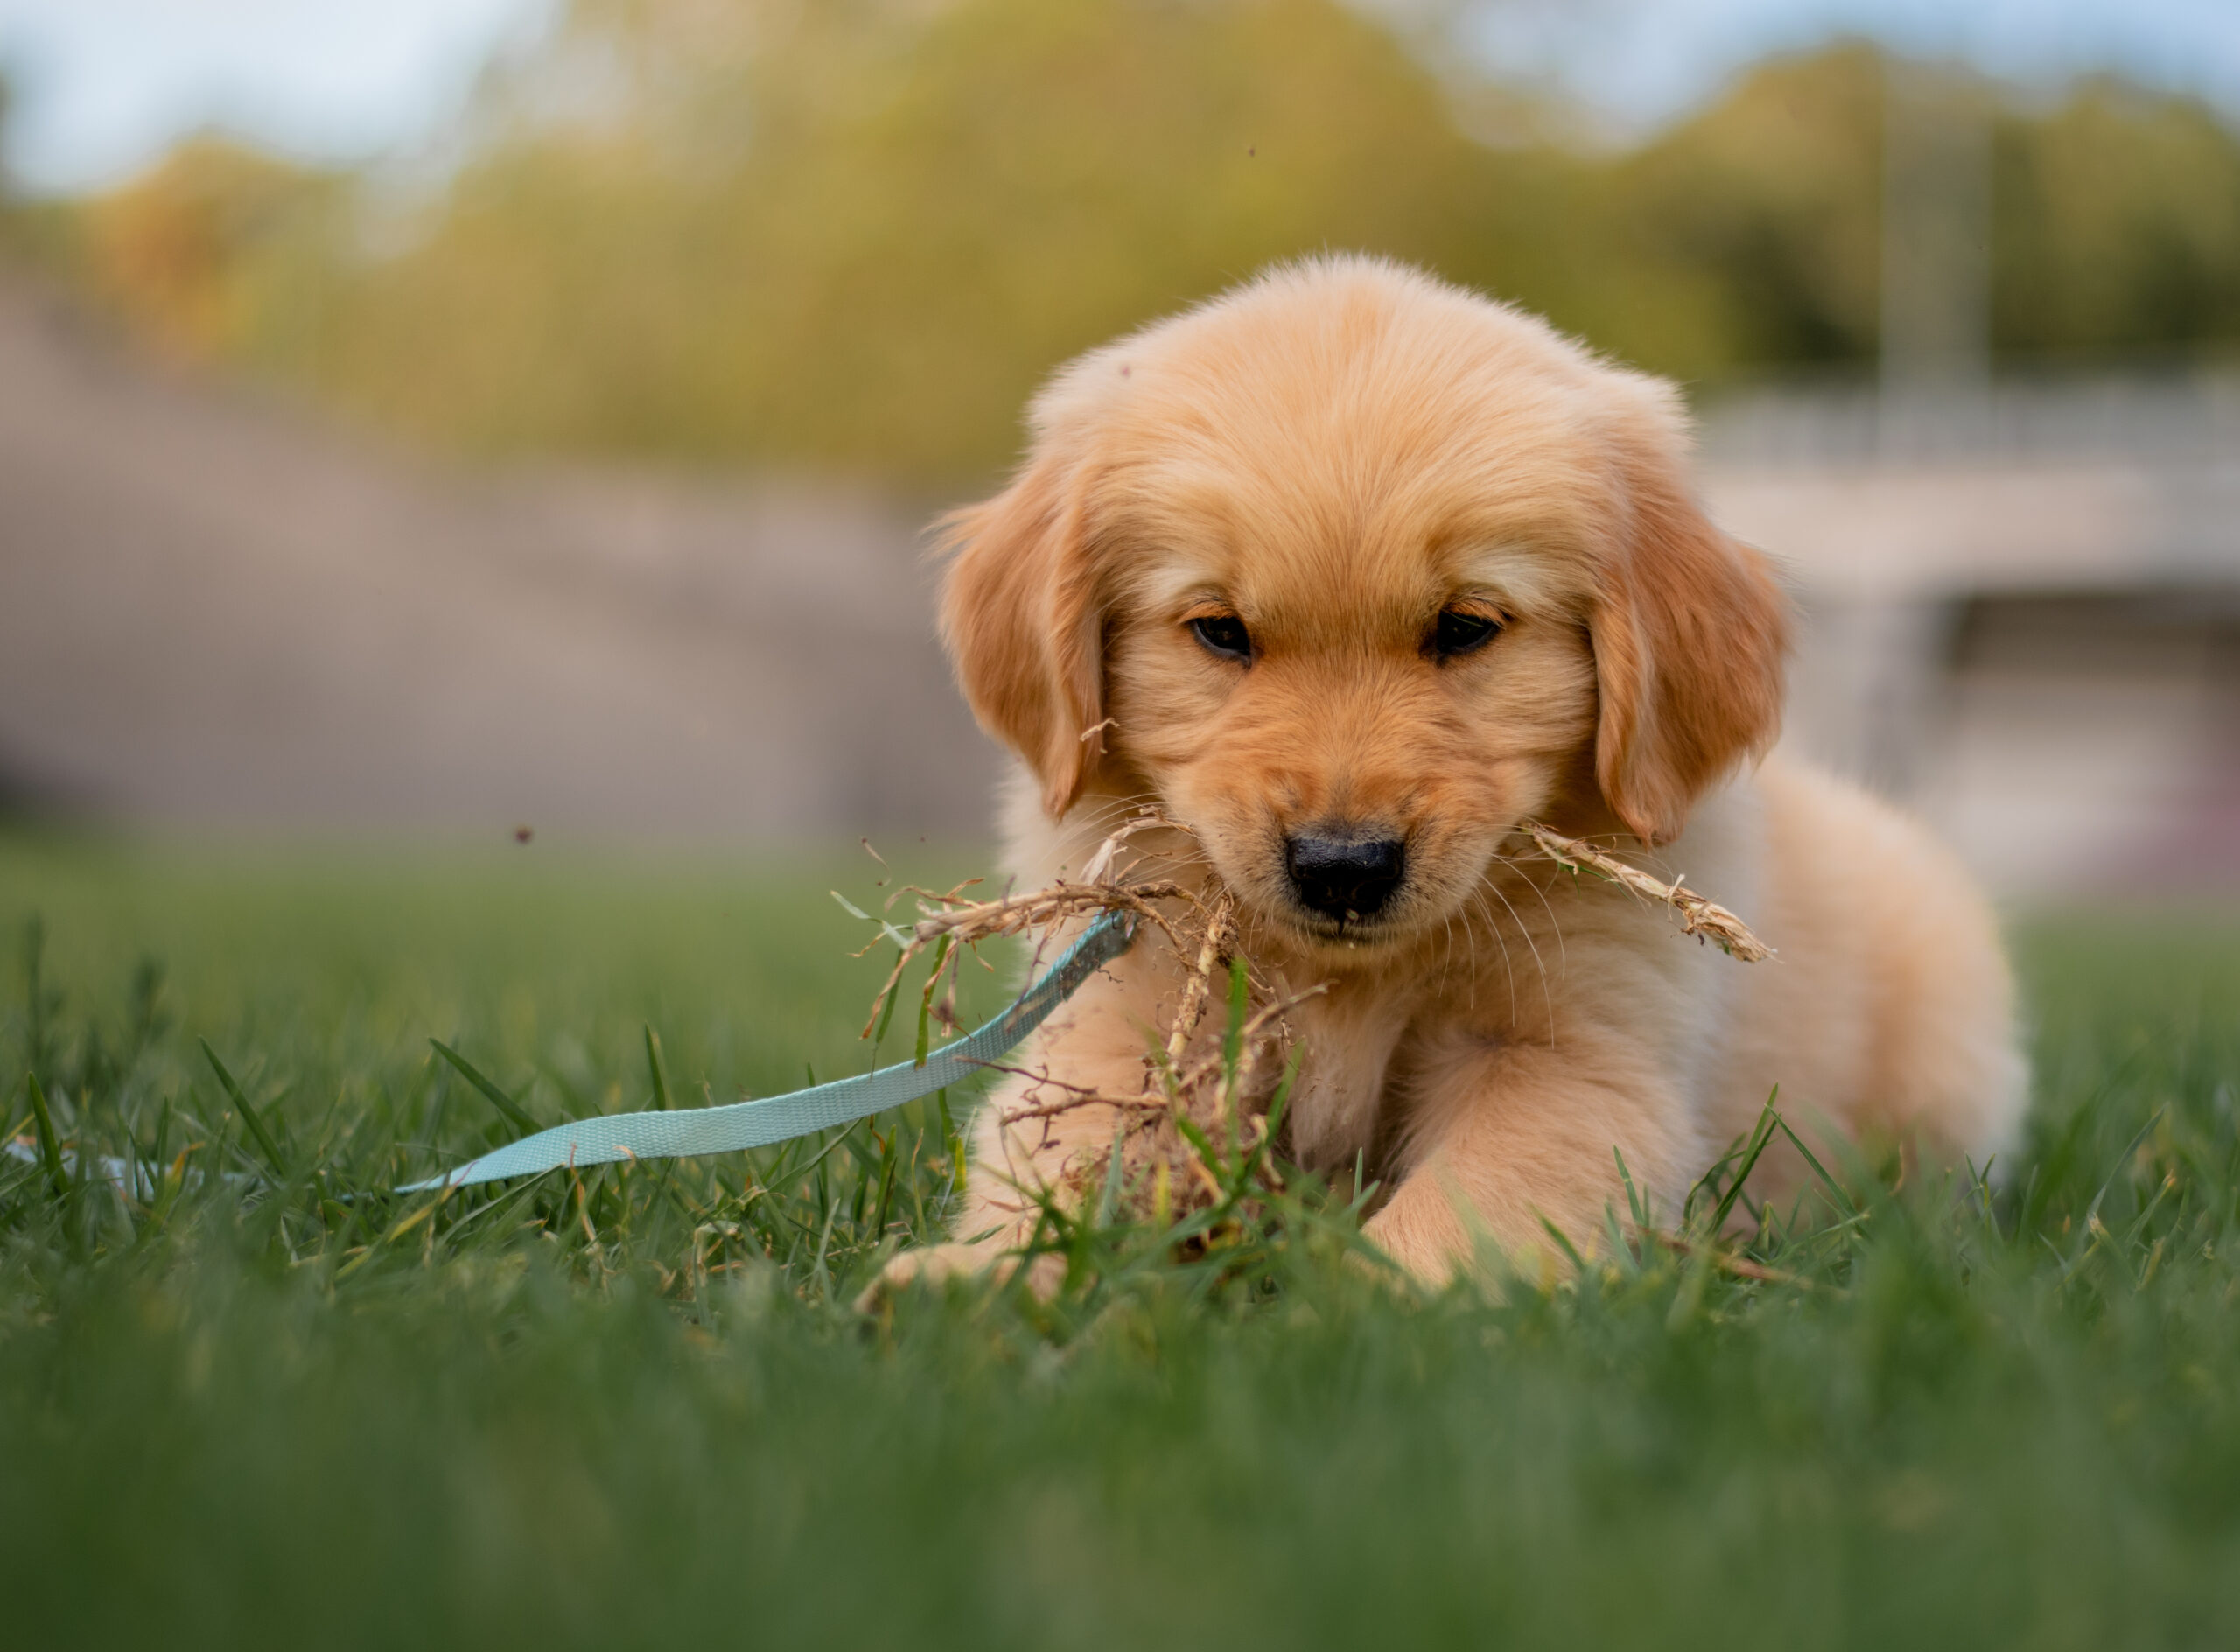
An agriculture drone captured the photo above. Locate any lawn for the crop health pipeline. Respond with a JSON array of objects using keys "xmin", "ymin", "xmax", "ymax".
[{"xmin": 2, "ymin": 830, "xmax": 2236, "ymax": 1649}]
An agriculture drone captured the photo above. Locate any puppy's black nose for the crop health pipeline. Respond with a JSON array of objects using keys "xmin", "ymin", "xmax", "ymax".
[{"xmin": 1285, "ymin": 831, "xmax": 1406, "ymax": 920}]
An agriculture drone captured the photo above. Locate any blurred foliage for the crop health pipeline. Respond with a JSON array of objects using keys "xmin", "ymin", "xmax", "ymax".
[
  {"xmin": 9, "ymin": 5, "xmax": 2240, "ymax": 481},
  {"xmin": 0, "ymin": 71, "xmax": 73, "ymax": 269},
  {"xmin": 1995, "ymin": 81, "xmax": 2240, "ymax": 358},
  {"xmin": 72, "ymin": 141, "xmax": 352, "ymax": 373}
]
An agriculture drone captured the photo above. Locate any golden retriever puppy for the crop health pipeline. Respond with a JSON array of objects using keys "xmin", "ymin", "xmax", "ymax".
[{"xmin": 885, "ymin": 256, "xmax": 2026, "ymax": 1289}]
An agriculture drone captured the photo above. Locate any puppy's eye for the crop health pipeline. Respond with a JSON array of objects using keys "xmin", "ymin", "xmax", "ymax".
[
  {"xmin": 1188, "ymin": 614, "xmax": 1253, "ymax": 662},
  {"xmin": 1429, "ymin": 608, "xmax": 1502, "ymax": 661}
]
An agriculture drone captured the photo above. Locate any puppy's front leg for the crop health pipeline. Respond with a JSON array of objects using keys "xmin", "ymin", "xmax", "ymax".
[
  {"xmin": 1364, "ymin": 1039, "xmax": 1696, "ymax": 1285},
  {"xmin": 869, "ymin": 962, "xmax": 1166, "ymax": 1299}
]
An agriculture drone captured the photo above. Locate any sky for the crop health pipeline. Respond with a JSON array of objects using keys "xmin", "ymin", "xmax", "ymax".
[
  {"xmin": 0, "ymin": 0, "xmax": 2236, "ymax": 192},
  {"xmin": 1463, "ymin": 0, "xmax": 2240, "ymax": 135},
  {"xmin": 0, "ymin": 0, "xmax": 555, "ymax": 191}
]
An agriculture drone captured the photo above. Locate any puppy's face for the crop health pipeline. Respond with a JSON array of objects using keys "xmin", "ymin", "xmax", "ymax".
[
  {"xmin": 1097, "ymin": 459, "xmax": 1602, "ymax": 953},
  {"xmin": 942, "ymin": 261, "xmax": 1788, "ymax": 960}
]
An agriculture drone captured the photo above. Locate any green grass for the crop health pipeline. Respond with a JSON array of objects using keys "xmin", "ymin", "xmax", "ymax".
[{"xmin": 2, "ymin": 831, "xmax": 2237, "ymax": 1649}]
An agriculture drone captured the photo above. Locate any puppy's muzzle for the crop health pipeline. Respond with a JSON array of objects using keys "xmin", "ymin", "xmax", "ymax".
[{"xmin": 1284, "ymin": 830, "xmax": 1406, "ymax": 921}]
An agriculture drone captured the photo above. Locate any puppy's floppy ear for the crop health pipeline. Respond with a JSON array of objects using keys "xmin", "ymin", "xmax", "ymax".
[
  {"xmin": 1590, "ymin": 410, "xmax": 1790, "ymax": 848},
  {"xmin": 936, "ymin": 445, "xmax": 1106, "ymax": 820}
]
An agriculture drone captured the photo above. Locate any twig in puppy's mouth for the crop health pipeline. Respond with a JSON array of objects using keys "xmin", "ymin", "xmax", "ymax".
[
  {"xmin": 867, "ymin": 812, "xmax": 1768, "ymax": 1041},
  {"xmin": 1515, "ymin": 820, "xmax": 1773, "ymax": 963}
]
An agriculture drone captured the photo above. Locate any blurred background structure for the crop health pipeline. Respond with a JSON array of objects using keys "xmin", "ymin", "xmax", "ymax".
[{"xmin": 0, "ymin": 0, "xmax": 2236, "ymax": 892}]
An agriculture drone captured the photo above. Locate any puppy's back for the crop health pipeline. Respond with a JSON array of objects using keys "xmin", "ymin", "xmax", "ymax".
[{"xmin": 1712, "ymin": 760, "xmax": 2028, "ymax": 1187}]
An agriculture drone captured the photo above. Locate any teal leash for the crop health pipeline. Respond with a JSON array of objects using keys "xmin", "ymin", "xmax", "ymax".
[{"xmin": 397, "ymin": 911, "xmax": 1137, "ymax": 1194}]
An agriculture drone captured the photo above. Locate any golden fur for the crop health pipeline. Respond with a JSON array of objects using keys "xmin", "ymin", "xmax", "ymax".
[{"xmin": 888, "ymin": 256, "xmax": 2025, "ymax": 1288}]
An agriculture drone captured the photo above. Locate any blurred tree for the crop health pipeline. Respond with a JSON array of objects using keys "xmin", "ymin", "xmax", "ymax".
[
  {"xmin": 1993, "ymin": 80, "xmax": 2240, "ymax": 360},
  {"xmin": 1615, "ymin": 45, "xmax": 1887, "ymax": 372},
  {"xmin": 74, "ymin": 138, "xmax": 348, "ymax": 375},
  {"xmin": 328, "ymin": 0, "xmax": 1564, "ymax": 476},
  {"xmin": 0, "ymin": 68, "xmax": 59, "ymax": 261},
  {"xmin": 24, "ymin": 8, "xmax": 2240, "ymax": 483}
]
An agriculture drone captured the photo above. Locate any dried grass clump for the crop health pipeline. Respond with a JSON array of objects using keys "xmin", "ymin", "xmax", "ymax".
[
  {"xmin": 861, "ymin": 812, "xmax": 1768, "ymax": 1236},
  {"xmin": 865, "ymin": 816, "xmax": 1304, "ymax": 1236}
]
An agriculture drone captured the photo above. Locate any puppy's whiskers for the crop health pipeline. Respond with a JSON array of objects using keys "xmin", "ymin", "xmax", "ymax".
[
  {"xmin": 1473, "ymin": 878, "xmax": 1556, "ymax": 1047},
  {"xmin": 1494, "ymin": 876, "xmax": 1559, "ymax": 1033},
  {"xmin": 1488, "ymin": 852, "xmax": 1572, "ymax": 982},
  {"xmin": 1460, "ymin": 886, "xmax": 1510, "ymax": 1025},
  {"xmin": 1061, "ymin": 792, "xmax": 1166, "ymax": 848}
]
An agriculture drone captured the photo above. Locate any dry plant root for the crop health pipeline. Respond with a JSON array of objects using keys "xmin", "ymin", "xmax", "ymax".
[
  {"xmin": 859, "ymin": 810, "xmax": 1771, "ymax": 1264},
  {"xmin": 1517, "ymin": 820, "xmax": 1773, "ymax": 962}
]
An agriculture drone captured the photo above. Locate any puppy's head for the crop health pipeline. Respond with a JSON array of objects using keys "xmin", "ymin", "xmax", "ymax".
[{"xmin": 941, "ymin": 258, "xmax": 1788, "ymax": 956}]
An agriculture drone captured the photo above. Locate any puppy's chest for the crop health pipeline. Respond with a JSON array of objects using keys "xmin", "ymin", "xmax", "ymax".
[{"xmin": 1278, "ymin": 978, "xmax": 1457, "ymax": 1169}]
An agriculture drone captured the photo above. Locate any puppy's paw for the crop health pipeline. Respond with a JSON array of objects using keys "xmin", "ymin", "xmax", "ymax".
[
  {"xmin": 1363, "ymin": 1192, "xmax": 1576, "ymax": 1297},
  {"xmin": 1361, "ymin": 1191, "xmax": 1467, "ymax": 1288},
  {"xmin": 852, "ymin": 1243, "xmax": 1068, "ymax": 1313},
  {"xmin": 853, "ymin": 1242, "xmax": 984, "ymax": 1313}
]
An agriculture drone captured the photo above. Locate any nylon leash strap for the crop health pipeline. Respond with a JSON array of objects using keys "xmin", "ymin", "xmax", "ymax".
[{"xmin": 398, "ymin": 911, "xmax": 1136, "ymax": 1194}]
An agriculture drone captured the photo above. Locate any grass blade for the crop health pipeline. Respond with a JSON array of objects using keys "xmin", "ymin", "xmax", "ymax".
[
  {"xmin": 429, "ymin": 1040, "xmax": 537, "ymax": 1136},
  {"xmin": 1769, "ymin": 1110, "xmax": 1859, "ymax": 1219},
  {"xmin": 914, "ymin": 934, "xmax": 953, "ymax": 1068},
  {"xmin": 199, "ymin": 1038, "xmax": 288, "ymax": 1178},
  {"xmin": 1707, "ymin": 1096, "xmax": 1782, "ymax": 1233},
  {"xmin": 24, "ymin": 1070, "xmax": 67, "ymax": 1200}
]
